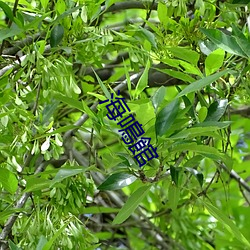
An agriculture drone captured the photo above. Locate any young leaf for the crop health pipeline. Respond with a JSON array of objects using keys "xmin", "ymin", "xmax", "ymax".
[
  {"xmin": 94, "ymin": 71, "xmax": 111, "ymax": 99},
  {"xmin": 134, "ymin": 59, "xmax": 151, "ymax": 98},
  {"xmin": 168, "ymin": 47, "xmax": 200, "ymax": 65},
  {"xmin": 168, "ymin": 182, "xmax": 180, "ymax": 210},
  {"xmin": 0, "ymin": 168, "xmax": 18, "ymax": 194},
  {"xmin": 157, "ymin": 1, "xmax": 168, "ymax": 24},
  {"xmin": 53, "ymin": 92, "xmax": 84, "ymax": 112},
  {"xmin": 42, "ymin": 223, "xmax": 69, "ymax": 250},
  {"xmin": 112, "ymin": 185, "xmax": 151, "ymax": 224},
  {"xmin": 205, "ymin": 49, "xmax": 225, "ymax": 75},
  {"xmin": 50, "ymin": 24, "xmax": 64, "ymax": 47},
  {"xmin": 98, "ymin": 172, "xmax": 137, "ymax": 191},
  {"xmin": 155, "ymin": 99, "xmax": 179, "ymax": 137}
]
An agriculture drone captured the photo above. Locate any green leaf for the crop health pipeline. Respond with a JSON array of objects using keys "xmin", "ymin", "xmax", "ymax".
[
  {"xmin": 36, "ymin": 235, "xmax": 48, "ymax": 250},
  {"xmin": 42, "ymin": 223, "xmax": 69, "ymax": 250},
  {"xmin": 168, "ymin": 182, "xmax": 180, "ymax": 210},
  {"xmin": 170, "ymin": 143, "xmax": 229, "ymax": 165},
  {"xmin": 98, "ymin": 172, "xmax": 137, "ymax": 191},
  {"xmin": 155, "ymin": 99, "xmax": 179, "ymax": 137},
  {"xmin": 203, "ymin": 201, "xmax": 250, "ymax": 248},
  {"xmin": 80, "ymin": 206, "xmax": 120, "ymax": 214},
  {"xmin": 194, "ymin": 121, "xmax": 231, "ymax": 129},
  {"xmin": 40, "ymin": 0, "xmax": 49, "ymax": 9},
  {"xmin": 168, "ymin": 47, "xmax": 200, "ymax": 65},
  {"xmin": 200, "ymin": 28, "xmax": 247, "ymax": 58},
  {"xmin": 0, "ymin": 2, "xmax": 14, "ymax": 21},
  {"xmin": 205, "ymin": 99, "xmax": 228, "ymax": 122},
  {"xmin": 134, "ymin": 59, "xmax": 151, "ymax": 98},
  {"xmin": 170, "ymin": 126, "xmax": 220, "ymax": 139},
  {"xmin": 0, "ymin": 26, "xmax": 23, "ymax": 42},
  {"xmin": 24, "ymin": 177, "xmax": 51, "ymax": 192},
  {"xmin": 176, "ymin": 69, "xmax": 231, "ymax": 98},
  {"xmin": 50, "ymin": 24, "xmax": 64, "ymax": 47},
  {"xmin": 9, "ymin": 241, "xmax": 21, "ymax": 250},
  {"xmin": 151, "ymin": 86, "xmax": 166, "ymax": 112},
  {"xmin": 185, "ymin": 167, "xmax": 204, "ymax": 187},
  {"xmin": 0, "ymin": 209, "xmax": 23, "ymax": 223},
  {"xmin": 51, "ymin": 166, "xmax": 86, "ymax": 186},
  {"xmin": 234, "ymin": 36, "xmax": 250, "ymax": 58},
  {"xmin": 157, "ymin": 1, "xmax": 168, "ymax": 24},
  {"xmin": 94, "ymin": 71, "xmax": 111, "ymax": 99},
  {"xmin": 53, "ymin": 92, "xmax": 84, "ymax": 112},
  {"xmin": 112, "ymin": 185, "xmax": 151, "ymax": 224},
  {"xmin": 170, "ymin": 166, "xmax": 180, "ymax": 186},
  {"xmin": 198, "ymin": 106, "xmax": 208, "ymax": 122},
  {"xmin": 41, "ymin": 100, "xmax": 60, "ymax": 125},
  {"xmin": 138, "ymin": 27, "xmax": 157, "ymax": 48},
  {"xmin": 205, "ymin": 49, "xmax": 225, "ymax": 75},
  {"xmin": 0, "ymin": 168, "xmax": 18, "ymax": 194},
  {"xmin": 156, "ymin": 67, "xmax": 195, "ymax": 83}
]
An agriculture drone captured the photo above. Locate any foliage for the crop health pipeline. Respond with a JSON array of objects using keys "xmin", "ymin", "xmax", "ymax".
[{"xmin": 1, "ymin": 0, "xmax": 250, "ymax": 249}]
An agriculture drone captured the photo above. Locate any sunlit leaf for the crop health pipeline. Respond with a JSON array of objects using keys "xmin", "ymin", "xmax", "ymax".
[
  {"xmin": 134, "ymin": 59, "xmax": 151, "ymax": 98},
  {"xmin": 98, "ymin": 172, "xmax": 137, "ymax": 190},
  {"xmin": 205, "ymin": 49, "xmax": 225, "ymax": 75},
  {"xmin": 112, "ymin": 185, "xmax": 151, "ymax": 224},
  {"xmin": 168, "ymin": 182, "xmax": 180, "ymax": 210},
  {"xmin": 0, "ymin": 168, "xmax": 18, "ymax": 194}
]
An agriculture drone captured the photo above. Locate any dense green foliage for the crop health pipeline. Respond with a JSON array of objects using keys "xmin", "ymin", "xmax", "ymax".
[{"xmin": 1, "ymin": 0, "xmax": 250, "ymax": 249}]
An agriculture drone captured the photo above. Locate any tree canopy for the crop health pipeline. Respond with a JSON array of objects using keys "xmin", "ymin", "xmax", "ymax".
[{"xmin": 1, "ymin": 0, "xmax": 250, "ymax": 249}]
